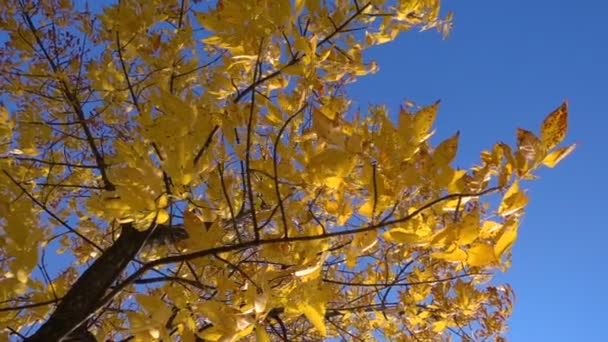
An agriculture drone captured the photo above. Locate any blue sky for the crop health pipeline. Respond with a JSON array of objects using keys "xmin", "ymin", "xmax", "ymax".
[{"xmin": 349, "ymin": 0, "xmax": 606, "ymax": 340}]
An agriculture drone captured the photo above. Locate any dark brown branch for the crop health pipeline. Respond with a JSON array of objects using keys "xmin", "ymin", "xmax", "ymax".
[
  {"xmin": 4, "ymin": 156, "xmax": 101, "ymax": 169},
  {"xmin": 273, "ymin": 104, "xmax": 308, "ymax": 238},
  {"xmin": 24, "ymin": 222, "xmax": 159, "ymax": 342},
  {"xmin": 322, "ymin": 272, "xmax": 488, "ymax": 287},
  {"xmin": 371, "ymin": 161, "xmax": 378, "ymax": 223},
  {"xmin": 115, "ymin": 31, "xmax": 141, "ymax": 113},
  {"xmin": 213, "ymin": 254, "xmax": 260, "ymax": 290},
  {"xmin": 23, "ymin": 182, "xmax": 106, "ymax": 190},
  {"xmin": 218, "ymin": 163, "xmax": 242, "ymax": 242},
  {"xmin": 173, "ymin": 54, "xmax": 223, "ymax": 80},
  {"xmin": 234, "ymin": 57, "xmax": 300, "ymax": 103},
  {"xmin": 193, "ymin": 125, "xmax": 219, "ymax": 165},
  {"xmin": 134, "ymin": 276, "xmax": 215, "ymax": 291},
  {"xmin": 245, "ymin": 40, "xmax": 264, "ymax": 240},
  {"xmin": 0, "ymin": 298, "xmax": 60, "ymax": 313}
]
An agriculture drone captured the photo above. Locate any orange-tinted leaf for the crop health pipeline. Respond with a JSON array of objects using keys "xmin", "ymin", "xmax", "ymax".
[
  {"xmin": 516, "ymin": 128, "xmax": 541, "ymax": 162},
  {"xmin": 540, "ymin": 101, "xmax": 568, "ymax": 150}
]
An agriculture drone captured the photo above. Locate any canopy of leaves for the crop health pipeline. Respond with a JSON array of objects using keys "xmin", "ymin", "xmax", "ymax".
[{"xmin": 0, "ymin": 0, "xmax": 573, "ymax": 341}]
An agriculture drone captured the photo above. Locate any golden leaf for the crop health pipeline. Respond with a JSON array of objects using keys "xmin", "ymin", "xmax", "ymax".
[
  {"xmin": 457, "ymin": 210, "xmax": 480, "ymax": 245},
  {"xmin": 383, "ymin": 228, "xmax": 425, "ymax": 245},
  {"xmin": 480, "ymin": 220, "xmax": 503, "ymax": 239},
  {"xmin": 156, "ymin": 209, "xmax": 169, "ymax": 224},
  {"xmin": 495, "ymin": 227, "xmax": 518, "ymax": 259},
  {"xmin": 467, "ymin": 243, "xmax": 496, "ymax": 267},
  {"xmin": 307, "ymin": 148, "xmax": 356, "ymax": 187},
  {"xmin": 432, "ymin": 244, "xmax": 467, "ymax": 262},
  {"xmin": 432, "ymin": 320, "xmax": 448, "ymax": 332},
  {"xmin": 255, "ymin": 325, "xmax": 271, "ymax": 342},
  {"xmin": 413, "ymin": 100, "xmax": 439, "ymax": 142},
  {"xmin": 301, "ymin": 303, "xmax": 327, "ymax": 337},
  {"xmin": 542, "ymin": 143, "xmax": 576, "ymax": 168},
  {"xmin": 498, "ymin": 181, "xmax": 529, "ymax": 217},
  {"xmin": 433, "ymin": 131, "xmax": 460, "ymax": 166}
]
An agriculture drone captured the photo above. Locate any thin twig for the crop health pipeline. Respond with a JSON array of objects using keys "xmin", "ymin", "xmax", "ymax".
[
  {"xmin": 273, "ymin": 104, "xmax": 308, "ymax": 238},
  {"xmin": 1, "ymin": 170, "xmax": 102, "ymax": 252},
  {"xmin": 245, "ymin": 40, "xmax": 264, "ymax": 240},
  {"xmin": 218, "ymin": 163, "xmax": 242, "ymax": 242},
  {"xmin": 0, "ymin": 298, "xmax": 60, "ymax": 313},
  {"xmin": 95, "ymin": 188, "xmax": 500, "ymax": 315}
]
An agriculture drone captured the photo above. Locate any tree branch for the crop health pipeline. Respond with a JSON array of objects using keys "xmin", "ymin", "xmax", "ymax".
[{"xmin": 88, "ymin": 187, "xmax": 499, "ymax": 325}]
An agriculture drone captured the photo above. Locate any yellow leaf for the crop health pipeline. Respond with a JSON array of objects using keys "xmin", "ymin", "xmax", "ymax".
[
  {"xmin": 495, "ymin": 227, "xmax": 518, "ymax": 259},
  {"xmin": 467, "ymin": 243, "xmax": 496, "ymax": 267},
  {"xmin": 432, "ymin": 320, "xmax": 447, "ymax": 332},
  {"xmin": 457, "ymin": 210, "xmax": 479, "ymax": 245},
  {"xmin": 431, "ymin": 224, "xmax": 457, "ymax": 247},
  {"xmin": 498, "ymin": 181, "xmax": 529, "ymax": 216},
  {"xmin": 516, "ymin": 128, "xmax": 541, "ymax": 162},
  {"xmin": 447, "ymin": 169, "xmax": 467, "ymax": 193},
  {"xmin": 156, "ymin": 209, "xmax": 169, "ymax": 224},
  {"xmin": 255, "ymin": 325, "xmax": 271, "ymax": 342},
  {"xmin": 254, "ymin": 292, "xmax": 268, "ymax": 313},
  {"xmin": 307, "ymin": 148, "xmax": 356, "ymax": 187},
  {"xmin": 136, "ymin": 294, "xmax": 172, "ymax": 324},
  {"xmin": 398, "ymin": 105, "xmax": 414, "ymax": 138},
  {"xmin": 312, "ymin": 108, "xmax": 345, "ymax": 147},
  {"xmin": 181, "ymin": 173, "xmax": 193, "ymax": 186},
  {"xmin": 480, "ymin": 220, "xmax": 502, "ymax": 238},
  {"xmin": 232, "ymin": 319, "xmax": 255, "ymax": 341},
  {"xmin": 433, "ymin": 131, "xmax": 459, "ymax": 166},
  {"xmin": 156, "ymin": 194, "xmax": 168, "ymax": 208},
  {"xmin": 540, "ymin": 101, "xmax": 568, "ymax": 150},
  {"xmin": 182, "ymin": 211, "xmax": 223, "ymax": 250},
  {"xmin": 301, "ymin": 303, "xmax": 327, "ymax": 337},
  {"xmin": 16, "ymin": 269, "xmax": 28, "ymax": 284},
  {"xmin": 148, "ymin": 329, "xmax": 161, "ymax": 339},
  {"xmin": 0, "ymin": 105, "xmax": 13, "ymax": 151},
  {"xmin": 431, "ymin": 244, "xmax": 467, "ymax": 263},
  {"xmin": 358, "ymin": 198, "xmax": 375, "ymax": 217},
  {"xmin": 383, "ymin": 228, "xmax": 424, "ymax": 245},
  {"xmin": 503, "ymin": 179, "xmax": 519, "ymax": 199},
  {"xmin": 196, "ymin": 326, "xmax": 223, "ymax": 341},
  {"xmin": 346, "ymin": 248, "xmax": 358, "ymax": 269},
  {"xmin": 413, "ymin": 100, "xmax": 439, "ymax": 142},
  {"xmin": 542, "ymin": 143, "xmax": 576, "ymax": 168},
  {"xmin": 294, "ymin": 0, "xmax": 305, "ymax": 16},
  {"xmin": 441, "ymin": 197, "xmax": 472, "ymax": 212}
]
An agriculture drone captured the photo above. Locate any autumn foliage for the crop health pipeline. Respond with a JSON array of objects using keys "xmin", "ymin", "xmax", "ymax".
[{"xmin": 0, "ymin": 0, "xmax": 574, "ymax": 341}]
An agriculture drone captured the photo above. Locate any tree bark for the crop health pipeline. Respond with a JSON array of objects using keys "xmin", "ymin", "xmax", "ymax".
[{"xmin": 25, "ymin": 223, "xmax": 151, "ymax": 342}]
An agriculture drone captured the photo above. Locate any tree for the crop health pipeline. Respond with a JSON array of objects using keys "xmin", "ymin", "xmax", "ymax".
[{"xmin": 0, "ymin": 0, "xmax": 575, "ymax": 341}]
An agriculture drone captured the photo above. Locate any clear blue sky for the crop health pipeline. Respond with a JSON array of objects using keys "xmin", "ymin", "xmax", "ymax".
[{"xmin": 349, "ymin": 0, "xmax": 606, "ymax": 340}]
